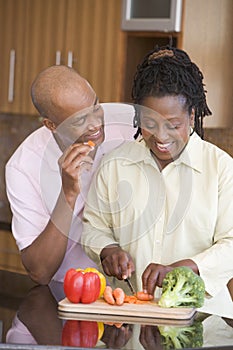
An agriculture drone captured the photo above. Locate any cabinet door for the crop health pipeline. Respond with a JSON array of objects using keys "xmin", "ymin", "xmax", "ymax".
[
  {"xmin": 0, "ymin": 0, "xmax": 27, "ymax": 114},
  {"xmin": 0, "ymin": 0, "xmax": 124, "ymax": 113},
  {"xmin": 21, "ymin": 0, "xmax": 67, "ymax": 114},
  {"xmin": 65, "ymin": 0, "xmax": 124, "ymax": 102},
  {"xmin": 0, "ymin": 0, "xmax": 67, "ymax": 115}
]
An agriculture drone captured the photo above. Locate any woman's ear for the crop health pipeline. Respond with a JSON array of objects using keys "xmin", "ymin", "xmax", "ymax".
[{"xmin": 43, "ymin": 118, "xmax": 56, "ymax": 131}]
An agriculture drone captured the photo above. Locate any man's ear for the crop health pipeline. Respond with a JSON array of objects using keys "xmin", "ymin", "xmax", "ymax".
[{"xmin": 43, "ymin": 118, "xmax": 56, "ymax": 131}]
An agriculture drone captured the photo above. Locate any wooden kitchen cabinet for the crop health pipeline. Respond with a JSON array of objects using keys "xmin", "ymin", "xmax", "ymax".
[
  {"xmin": 0, "ymin": 0, "xmax": 67, "ymax": 115},
  {"xmin": 0, "ymin": 0, "xmax": 27, "ymax": 114},
  {"xmin": 0, "ymin": 230, "xmax": 26, "ymax": 274},
  {"xmin": 1, "ymin": 0, "xmax": 231, "ymax": 122},
  {"xmin": 0, "ymin": 0, "xmax": 124, "ymax": 115},
  {"xmin": 64, "ymin": 0, "xmax": 124, "ymax": 103},
  {"xmin": 21, "ymin": 0, "xmax": 67, "ymax": 114}
]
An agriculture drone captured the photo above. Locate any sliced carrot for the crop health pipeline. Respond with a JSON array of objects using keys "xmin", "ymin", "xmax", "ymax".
[
  {"xmin": 104, "ymin": 288, "xmax": 153, "ymax": 306},
  {"xmin": 124, "ymin": 295, "xmax": 132, "ymax": 303},
  {"xmin": 103, "ymin": 286, "xmax": 115, "ymax": 305},
  {"xmin": 113, "ymin": 288, "xmax": 125, "ymax": 306},
  {"xmin": 128, "ymin": 298, "xmax": 137, "ymax": 304},
  {"xmin": 104, "ymin": 322, "xmax": 123, "ymax": 328},
  {"xmin": 136, "ymin": 291, "xmax": 154, "ymax": 301},
  {"xmin": 114, "ymin": 322, "xmax": 123, "ymax": 328},
  {"xmin": 87, "ymin": 140, "xmax": 95, "ymax": 147},
  {"xmin": 124, "ymin": 295, "xmax": 137, "ymax": 303},
  {"xmin": 135, "ymin": 299, "xmax": 148, "ymax": 304},
  {"xmin": 104, "ymin": 322, "xmax": 114, "ymax": 326}
]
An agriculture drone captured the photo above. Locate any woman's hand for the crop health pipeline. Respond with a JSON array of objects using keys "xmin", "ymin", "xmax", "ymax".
[
  {"xmin": 101, "ymin": 324, "xmax": 133, "ymax": 349},
  {"xmin": 142, "ymin": 263, "xmax": 173, "ymax": 296},
  {"xmin": 139, "ymin": 325, "xmax": 163, "ymax": 350},
  {"xmin": 100, "ymin": 245, "xmax": 135, "ymax": 280},
  {"xmin": 142, "ymin": 259, "xmax": 199, "ymax": 296}
]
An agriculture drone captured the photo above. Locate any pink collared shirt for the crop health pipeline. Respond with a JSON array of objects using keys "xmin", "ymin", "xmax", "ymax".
[{"xmin": 5, "ymin": 103, "xmax": 136, "ymax": 281}]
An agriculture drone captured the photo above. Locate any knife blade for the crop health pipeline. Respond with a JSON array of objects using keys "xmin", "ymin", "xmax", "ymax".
[{"xmin": 124, "ymin": 278, "xmax": 136, "ymax": 295}]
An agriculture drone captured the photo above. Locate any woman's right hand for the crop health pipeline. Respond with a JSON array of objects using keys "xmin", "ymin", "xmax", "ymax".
[{"xmin": 100, "ymin": 245, "xmax": 135, "ymax": 280}]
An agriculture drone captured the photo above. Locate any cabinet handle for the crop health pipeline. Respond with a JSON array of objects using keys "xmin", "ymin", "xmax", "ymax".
[
  {"xmin": 67, "ymin": 51, "xmax": 73, "ymax": 67},
  {"xmin": 8, "ymin": 49, "xmax": 15, "ymax": 102},
  {"xmin": 56, "ymin": 50, "xmax": 61, "ymax": 65}
]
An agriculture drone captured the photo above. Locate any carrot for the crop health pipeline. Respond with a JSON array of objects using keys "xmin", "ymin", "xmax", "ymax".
[
  {"xmin": 87, "ymin": 140, "xmax": 95, "ymax": 148},
  {"xmin": 124, "ymin": 295, "xmax": 137, "ymax": 304},
  {"xmin": 104, "ymin": 322, "xmax": 114, "ymax": 326},
  {"xmin": 113, "ymin": 322, "xmax": 123, "ymax": 328},
  {"xmin": 104, "ymin": 287, "xmax": 152, "ymax": 306},
  {"xmin": 104, "ymin": 322, "xmax": 123, "ymax": 328},
  {"xmin": 103, "ymin": 286, "xmax": 115, "ymax": 305},
  {"xmin": 135, "ymin": 299, "xmax": 148, "ymax": 304},
  {"xmin": 136, "ymin": 291, "xmax": 154, "ymax": 301},
  {"xmin": 124, "ymin": 295, "xmax": 131, "ymax": 303},
  {"xmin": 113, "ymin": 288, "xmax": 125, "ymax": 306}
]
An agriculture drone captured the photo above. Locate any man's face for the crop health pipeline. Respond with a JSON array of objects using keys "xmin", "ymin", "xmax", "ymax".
[
  {"xmin": 55, "ymin": 102, "xmax": 105, "ymax": 151},
  {"xmin": 43, "ymin": 76, "xmax": 105, "ymax": 151}
]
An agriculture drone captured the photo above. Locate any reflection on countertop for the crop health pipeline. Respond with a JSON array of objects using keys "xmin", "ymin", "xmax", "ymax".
[{"xmin": 0, "ymin": 270, "xmax": 36, "ymax": 342}]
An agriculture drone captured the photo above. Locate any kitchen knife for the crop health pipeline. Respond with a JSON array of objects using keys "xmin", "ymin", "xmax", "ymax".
[{"xmin": 124, "ymin": 278, "xmax": 136, "ymax": 295}]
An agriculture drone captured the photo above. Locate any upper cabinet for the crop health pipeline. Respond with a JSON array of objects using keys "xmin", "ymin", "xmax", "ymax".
[
  {"xmin": 0, "ymin": 0, "xmax": 28, "ymax": 114},
  {"xmin": 0, "ymin": 0, "xmax": 67, "ymax": 115},
  {"xmin": 64, "ymin": 0, "xmax": 124, "ymax": 103},
  {"xmin": 0, "ymin": 0, "xmax": 124, "ymax": 115},
  {"xmin": 0, "ymin": 0, "xmax": 232, "ymax": 127}
]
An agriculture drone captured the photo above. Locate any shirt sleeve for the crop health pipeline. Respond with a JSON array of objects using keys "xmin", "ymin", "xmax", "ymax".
[
  {"xmin": 82, "ymin": 160, "xmax": 118, "ymax": 264},
  {"xmin": 5, "ymin": 164, "xmax": 49, "ymax": 250},
  {"xmin": 191, "ymin": 152, "xmax": 233, "ymax": 297}
]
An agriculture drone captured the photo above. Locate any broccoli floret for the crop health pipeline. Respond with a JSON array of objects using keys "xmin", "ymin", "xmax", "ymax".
[
  {"xmin": 158, "ymin": 266, "xmax": 205, "ymax": 308},
  {"xmin": 158, "ymin": 320, "xmax": 203, "ymax": 349}
]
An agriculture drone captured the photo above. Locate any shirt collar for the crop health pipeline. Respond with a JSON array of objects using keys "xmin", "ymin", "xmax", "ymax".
[
  {"xmin": 122, "ymin": 138, "xmax": 157, "ymax": 167},
  {"xmin": 122, "ymin": 133, "xmax": 203, "ymax": 173},
  {"xmin": 174, "ymin": 132, "xmax": 203, "ymax": 173}
]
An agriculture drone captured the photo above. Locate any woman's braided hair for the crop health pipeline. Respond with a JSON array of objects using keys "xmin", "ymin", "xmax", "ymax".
[{"xmin": 132, "ymin": 45, "xmax": 212, "ymax": 139}]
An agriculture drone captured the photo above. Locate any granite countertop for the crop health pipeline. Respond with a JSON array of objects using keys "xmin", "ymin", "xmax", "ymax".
[{"xmin": 0, "ymin": 270, "xmax": 233, "ymax": 350}]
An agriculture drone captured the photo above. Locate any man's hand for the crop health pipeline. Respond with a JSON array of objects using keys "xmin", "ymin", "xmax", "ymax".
[
  {"xmin": 21, "ymin": 142, "xmax": 96, "ymax": 285},
  {"xmin": 100, "ymin": 245, "xmax": 135, "ymax": 280},
  {"xmin": 59, "ymin": 143, "xmax": 94, "ymax": 205}
]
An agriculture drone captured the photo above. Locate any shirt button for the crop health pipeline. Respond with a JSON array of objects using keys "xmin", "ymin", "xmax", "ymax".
[{"xmin": 156, "ymin": 240, "xmax": 160, "ymax": 244}]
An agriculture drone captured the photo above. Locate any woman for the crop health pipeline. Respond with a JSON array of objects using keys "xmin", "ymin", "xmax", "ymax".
[{"xmin": 82, "ymin": 46, "xmax": 233, "ymax": 311}]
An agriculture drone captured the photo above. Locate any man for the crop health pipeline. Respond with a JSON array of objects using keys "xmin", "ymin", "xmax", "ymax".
[{"xmin": 5, "ymin": 65, "xmax": 135, "ymax": 284}]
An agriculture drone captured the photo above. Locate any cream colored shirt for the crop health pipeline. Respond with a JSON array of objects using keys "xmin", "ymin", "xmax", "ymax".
[{"xmin": 82, "ymin": 133, "xmax": 233, "ymax": 312}]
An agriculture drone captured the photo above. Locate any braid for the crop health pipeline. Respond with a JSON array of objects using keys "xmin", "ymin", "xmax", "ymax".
[{"xmin": 132, "ymin": 45, "xmax": 212, "ymax": 139}]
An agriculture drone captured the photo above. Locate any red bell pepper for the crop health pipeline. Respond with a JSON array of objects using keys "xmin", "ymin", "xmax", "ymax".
[
  {"xmin": 62, "ymin": 320, "xmax": 99, "ymax": 348},
  {"xmin": 64, "ymin": 268, "xmax": 100, "ymax": 303}
]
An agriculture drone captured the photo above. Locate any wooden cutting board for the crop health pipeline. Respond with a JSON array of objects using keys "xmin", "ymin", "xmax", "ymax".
[{"xmin": 58, "ymin": 297, "xmax": 196, "ymax": 321}]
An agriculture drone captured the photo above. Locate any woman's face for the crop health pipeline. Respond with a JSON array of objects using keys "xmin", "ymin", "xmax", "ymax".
[{"xmin": 140, "ymin": 95, "xmax": 194, "ymax": 169}]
